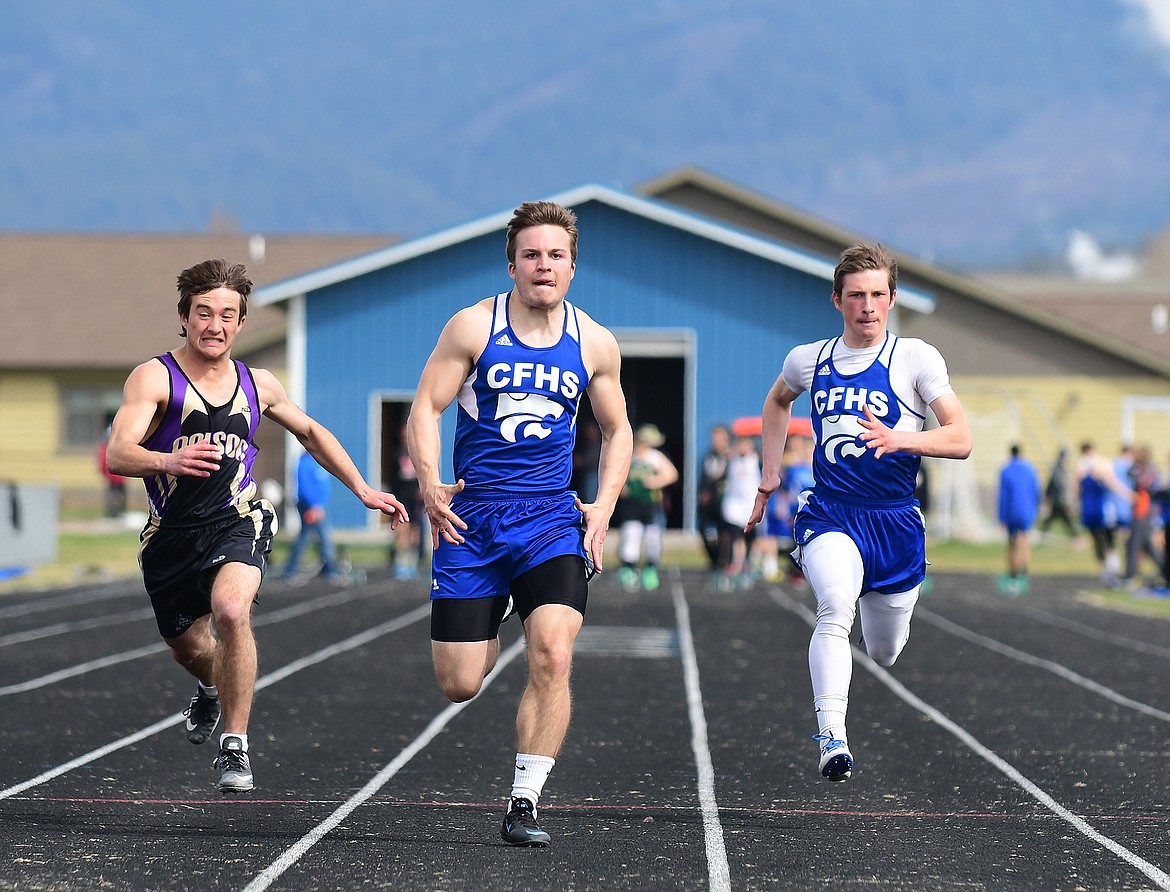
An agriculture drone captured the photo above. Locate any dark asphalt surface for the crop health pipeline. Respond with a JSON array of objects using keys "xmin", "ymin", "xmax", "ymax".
[{"xmin": 3, "ymin": 567, "xmax": 1170, "ymax": 890}]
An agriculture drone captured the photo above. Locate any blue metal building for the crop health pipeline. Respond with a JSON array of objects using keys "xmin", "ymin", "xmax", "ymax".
[{"xmin": 255, "ymin": 185, "xmax": 933, "ymax": 531}]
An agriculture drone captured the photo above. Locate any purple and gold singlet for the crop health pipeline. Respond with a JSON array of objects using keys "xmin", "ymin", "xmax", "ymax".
[{"xmin": 141, "ymin": 352, "xmax": 262, "ymax": 521}]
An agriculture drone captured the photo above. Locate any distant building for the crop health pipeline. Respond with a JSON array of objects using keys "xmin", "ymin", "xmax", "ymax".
[
  {"xmin": 256, "ymin": 184, "xmax": 935, "ymax": 532},
  {"xmin": 0, "ymin": 232, "xmax": 398, "ymax": 511},
  {"xmin": 640, "ymin": 168, "xmax": 1170, "ymax": 539}
]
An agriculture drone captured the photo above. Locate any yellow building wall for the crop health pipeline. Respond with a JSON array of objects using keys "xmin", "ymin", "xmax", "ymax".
[
  {"xmin": 956, "ymin": 374, "xmax": 1170, "ymax": 485},
  {"xmin": 0, "ymin": 372, "xmax": 104, "ymax": 488},
  {"xmin": 0, "ymin": 365, "xmax": 287, "ymax": 511},
  {"xmin": 942, "ymin": 374, "xmax": 1170, "ymax": 540}
]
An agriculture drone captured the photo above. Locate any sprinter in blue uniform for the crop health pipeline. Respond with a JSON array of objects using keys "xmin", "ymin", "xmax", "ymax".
[
  {"xmin": 106, "ymin": 259, "xmax": 408, "ymax": 795},
  {"xmin": 747, "ymin": 244, "xmax": 972, "ymax": 783},
  {"xmin": 408, "ymin": 201, "xmax": 632, "ymax": 846}
]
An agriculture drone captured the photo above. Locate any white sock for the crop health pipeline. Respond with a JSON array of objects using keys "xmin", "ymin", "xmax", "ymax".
[
  {"xmin": 814, "ymin": 696, "xmax": 848, "ymax": 742},
  {"xmin": 220, "ymin": 733, "xmax": 248, "ymax": 751},
  {"xmin": 199, "ymin": 682, "xmax": 218, "ymax": 698},
  {"xmin": 510, "ymin": 753, "xmax": 555, "ymax": 808}
]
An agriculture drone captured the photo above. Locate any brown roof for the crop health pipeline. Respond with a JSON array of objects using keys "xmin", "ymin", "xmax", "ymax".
[
  {"xmin": 639, "ymin": 167, "xmax": 1170, "ymax": 377},
  {"xmin": 0, "ymin": 232, "xmax": 399, "ymax": 370},
  {"xmin": 977, "ymin": 273, "xmax": 1170, "ymax": 367}
]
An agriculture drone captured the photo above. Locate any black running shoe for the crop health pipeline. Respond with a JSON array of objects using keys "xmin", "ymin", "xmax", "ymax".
[
  {"xmin": 183, "ymin": 688, "xmax": 221, "ymax": 745},
  {"xmin": 214, "ymin": 736, "xmax": 254, "ymax": 794},
  {"xmin": 500, "ymin": 797, "xmax": 551, "ymax": 846}
]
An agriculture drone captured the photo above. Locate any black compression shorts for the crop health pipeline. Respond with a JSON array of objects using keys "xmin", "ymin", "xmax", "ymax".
[{"xmin": 430, "ymin": 554, "xmax": 589, "ymax": 642}]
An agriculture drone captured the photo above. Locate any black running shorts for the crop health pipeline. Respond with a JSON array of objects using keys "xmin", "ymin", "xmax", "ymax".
[{"xmin": 139, "ymin": 500, "xmax": 277, "ymax": 639}]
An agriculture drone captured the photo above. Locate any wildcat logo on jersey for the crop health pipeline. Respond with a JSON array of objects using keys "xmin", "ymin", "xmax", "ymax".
[
  {"xmin": 495, "ymin": 392, "xmax": 565, "ymax": 442},
  {"xmin": 818, "ymin": 414, "xmax": 868, "ymax": 464}
]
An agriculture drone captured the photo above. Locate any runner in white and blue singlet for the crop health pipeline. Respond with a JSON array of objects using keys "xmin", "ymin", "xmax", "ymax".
[
  {"xmin": 407, "ymin": 201, "xmax": 632, "ymax": 847},
  {"xmin": 792, "ymin": 332, "xmax": 935, "ymax": 595},
  {"xmin": 747, "ymin": 244, "xmax": 971, "ymax": 785}
]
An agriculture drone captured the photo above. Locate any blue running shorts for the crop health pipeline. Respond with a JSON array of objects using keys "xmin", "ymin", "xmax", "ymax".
[
  {"xmin": 431, "ymin": 489, "xmax": 586, "ymax": 601},
  {"xmin": 793, "ymin": 491, "xmax": 926, "ymax": 595}
]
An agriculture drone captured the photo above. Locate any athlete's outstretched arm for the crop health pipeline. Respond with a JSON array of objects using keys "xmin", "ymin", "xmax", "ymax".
[
  {"xmin": 256, "ymin": 367, "xmax": 409, "ymax": 527},
  {"xmin": 407, "ymin": 306, "xmax": 487, "ymax": 548},
  {"xmin": 577, "ymin": 319, "xmax": 632, "ymax": 573},
  {"xmin": 858, "ymin": 393, "xmax": 972, "ymax": 460},
  {"xmin": 746, "ymin": 374, "xmax": 799, "ymax": 533}
]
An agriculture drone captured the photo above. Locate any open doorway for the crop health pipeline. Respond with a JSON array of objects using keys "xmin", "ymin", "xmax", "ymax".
[
  {"xmin": 379, "ymin": 399, "xmax": 411, "ymax": 498},
  {"xmin": 378, "ymin": 397, "xmax": 428, "ymax": 577},
  {"xmin": 576, "ymin": 342, "xmax": 690, "ymax": 530}
]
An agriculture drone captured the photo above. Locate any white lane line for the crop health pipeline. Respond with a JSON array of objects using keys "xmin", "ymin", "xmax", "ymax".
[
  {"xmin": 242, "ymin": 636, "xmax": 527, "ymax": 892},
  {"xmin": 0, "ymin": 608, "xmax": 155, "ymax": 647},
  {"xmin": 1017, "ymin": 603, "xmax": 1170, "ymax": 660},
  {"xmin": 0, "ymin": 642, "xmax": 168, "ymax": 696},
  {"xmin": 770, "ymin": 588, "xmax": 1170, "ymax": 892},
  {"xmin": 916, "ymin": 607, "xmax": 1170, "ymax": 723},
  {"xmin": 0, "ymin": 585, "xmax": 141, "ymax": 620},
  {"xmin": 0, "ymin": 587, "xmax": 381, "ymax": 697},
  {"xmin": 0, "ymin": 603, "xmax": 430, "ymax": 801},
  {"xmin": 672, "ymin": 581, "xmax": 732, "ymax": 892}
]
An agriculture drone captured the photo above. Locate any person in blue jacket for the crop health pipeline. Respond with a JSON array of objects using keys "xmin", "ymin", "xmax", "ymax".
[
  {"xmin": 282, "ymin": 451, "xmax": 343, "ymax": 581},
  {"xmin": 997, "ymin": 444, "xmax": 1041, "ymax": 595}
]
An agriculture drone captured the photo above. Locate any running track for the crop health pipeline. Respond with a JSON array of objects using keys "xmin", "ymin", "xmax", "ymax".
[{"xmin": 2, "ymin": 568, "xmax": 1169, "ymax": 890}]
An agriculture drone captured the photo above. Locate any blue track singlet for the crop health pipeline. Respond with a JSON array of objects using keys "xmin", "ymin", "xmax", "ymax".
[
  {"xmin": 432, "ymin": 293, "xmax": 592, "ymax": 602},
  {"xmin": 808, "ymin": 334, "xmax": 923, "ymax": 504},
  {"xmin": 1079, "ymin": 472, "xmax": 1113, "ymax": 530},
  {"xmin": 794, "ymin": 334, "xmax": 928, "ymax": 594},
  {"xmin": 452, "ymin": 292, "xmax": 590, "ymax": 493}
]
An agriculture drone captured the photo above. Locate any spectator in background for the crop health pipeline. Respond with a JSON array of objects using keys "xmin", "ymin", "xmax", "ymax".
[
  {"xmin": 1123, "ymin": 445, "xmax": 1162, "ymax": 588},
  {"xmin": 1078, "ymin": 441, "xmax": 1132, "ymax": 588},
  {"xmin": 1110, "ymin": 444, "xmax": 1135, "ymax": 569},
  {"xmin": 718, "ymin": 434, "xmax": 762, "ymax": 590},
  {"xmin": 914, "ymin": 462, "xmax": 930, "ymax": 518},
  {"xmin": 1039, "ymin": 447, "xmax": 1078, "ymax": 538},
  {"xmin": 616, "ymin": 424, "xmax": 679, "ymax": 592},
  {"xmin": 997, "ymin": 443, "xmax": 1042, "ymax": 595},
  {"xmin": 1155, "ymin": 453, "xmax": 1170, "ymax": 594},
  {"xmin": 572, "ymin": 422, "xmax": 602, "ymax": 504},
  {"xmin": 696, "ymin": 424, "xmax": 731, "ymax": 571},
  {"xmin": 391, "ymin": 422, "xmax": 425, "ymax": 580},
  {"xmin": 97, "ymin": 425, "xmax": 128, "ymax": 518},
  {"xmin": 282, "ymin": 451, "xmax": 345, "ymax": 582},
  {"xmin": 757, "ymin": 433, "xmax": 814, "ymax": 585}
]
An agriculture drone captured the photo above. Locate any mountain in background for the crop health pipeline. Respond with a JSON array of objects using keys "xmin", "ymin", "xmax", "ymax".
[{"xmin": 3, "ymin": 0, "xmax": 1170, "ymax": 271}]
